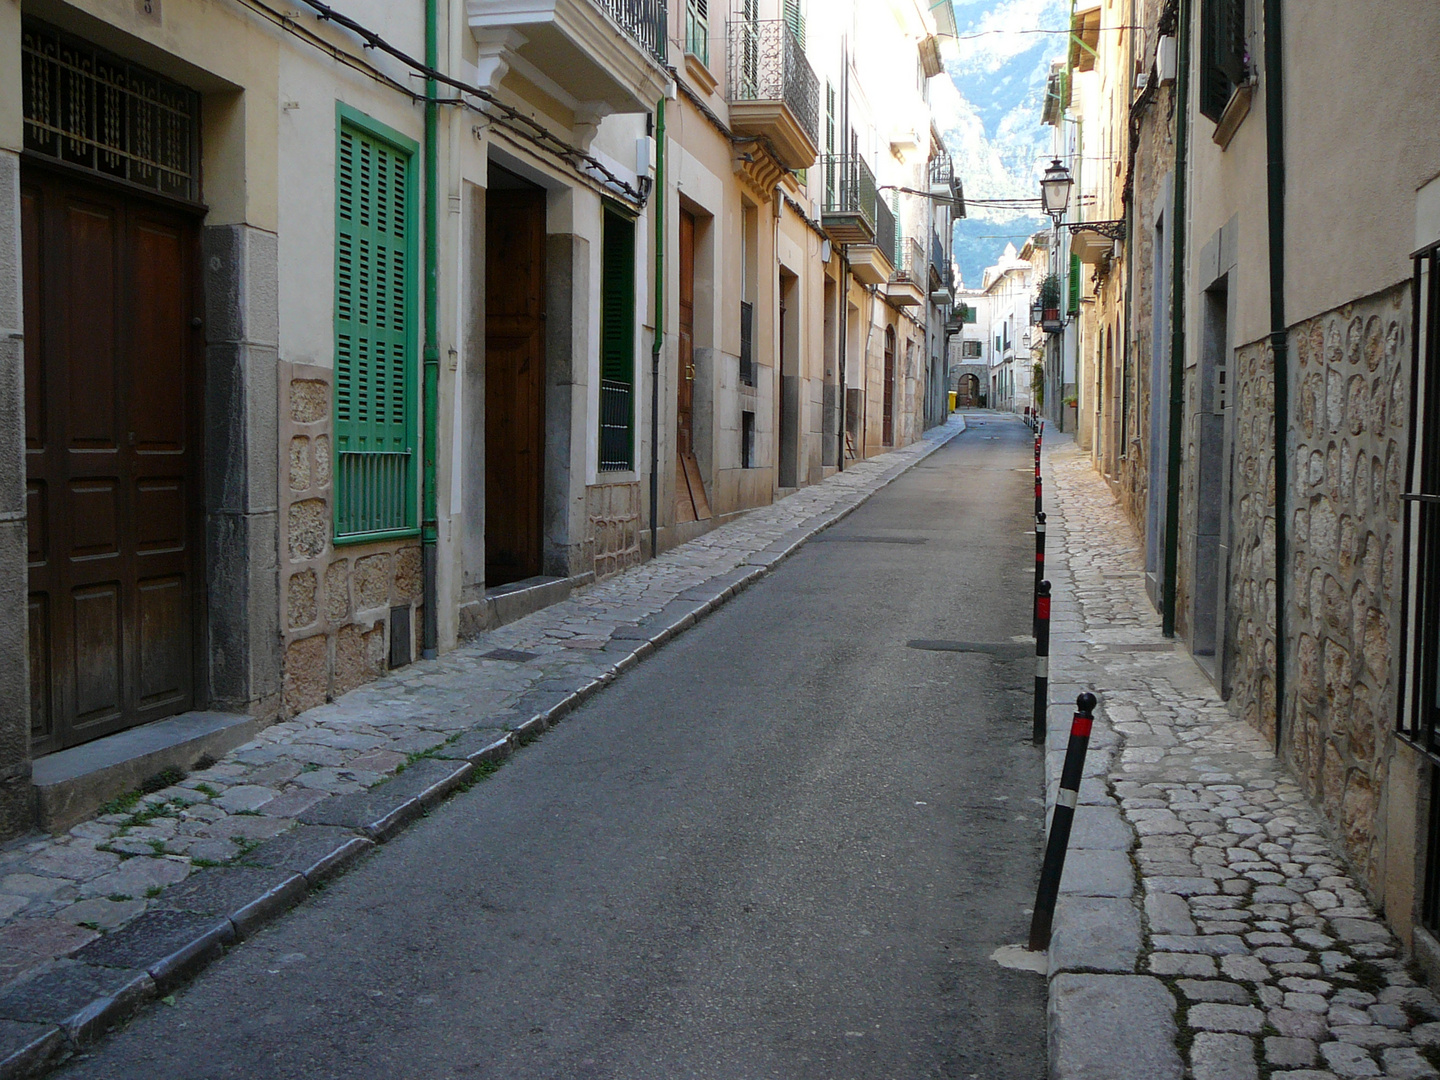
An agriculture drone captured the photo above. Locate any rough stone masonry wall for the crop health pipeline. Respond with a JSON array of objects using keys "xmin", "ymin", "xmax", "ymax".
[
  {"xmin": 585, "ymin": 481, "xmax": 642, "ymax": 580},
  {"xmin": 1224, "ymin": 285, "xmax": 1411, "ymax": 893},
  {"xmin": 279, "ymin": 363, "xmax": 422, "ymax": 718}
]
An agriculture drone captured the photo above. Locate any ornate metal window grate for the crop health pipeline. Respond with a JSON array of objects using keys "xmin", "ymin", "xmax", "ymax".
[{"xmin": 22, "ymin": 19, "xmax": 200, "ymax": 203}]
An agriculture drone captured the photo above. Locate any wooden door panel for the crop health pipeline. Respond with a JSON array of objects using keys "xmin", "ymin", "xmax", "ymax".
[
  {"xmin": 137, "ymin": 575, "xmax": 187, "ymax": 707},
  {"xmin": 484, "ymin": 189, "xmax": 546, "ymax": 586},
  {"xmin": 72, "ymin": 582, "xmax": 122, "ymax": 723},
  {"xmin": 23, "ymin": 165, "xmax": 198, "ymax": 754},
  {"xmin": 129, "ymin": 218, "xmax": 187, "ymax": 453},
  {"xmin": 63, "ymin": 201, "xmax": 120, "ymax": 451}
]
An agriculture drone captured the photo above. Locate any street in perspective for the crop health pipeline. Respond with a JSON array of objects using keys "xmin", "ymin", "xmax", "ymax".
[{"xmin": 0, "ymin": 0, "xmax": 1438, "ymax": 1077}]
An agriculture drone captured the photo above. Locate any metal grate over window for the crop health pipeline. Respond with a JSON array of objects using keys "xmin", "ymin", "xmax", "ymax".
[{"xmin": 21, "ymin": 19, "xmax": 199, "ymax": 203}]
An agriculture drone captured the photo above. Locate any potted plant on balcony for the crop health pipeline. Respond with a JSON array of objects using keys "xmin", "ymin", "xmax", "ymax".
[{"xmin": 1038, "ymin": 273, "xmax": 1063, "ymax": 330}]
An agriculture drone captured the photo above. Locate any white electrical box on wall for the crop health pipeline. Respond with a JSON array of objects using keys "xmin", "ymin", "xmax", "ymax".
[
  {"xmin": 636, "ymin": 136, "xmax": 656, "ymax": 176},
  {"xmin": 1157, "ymin": 35, "xmax": 1177, "ymax": 84}
]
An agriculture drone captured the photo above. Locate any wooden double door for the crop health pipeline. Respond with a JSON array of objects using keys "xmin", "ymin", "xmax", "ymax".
[{"xmin": 22, "ymin": 166, "xmax": 202, "ymax": 755}]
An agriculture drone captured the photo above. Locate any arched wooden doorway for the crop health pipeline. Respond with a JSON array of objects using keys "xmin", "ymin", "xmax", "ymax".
[
  {"xmin": 882, "ymin": 326, "xmax": 896, "ymax": 446},
  {"xmin": 958, "ymin": 373, "xmax": 980, "ymax": 407}
]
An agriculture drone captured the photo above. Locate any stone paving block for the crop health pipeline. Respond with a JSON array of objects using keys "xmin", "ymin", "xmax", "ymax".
[
  {"xmin": 1049, "ymin": 896, "xmax": 1140, "ymax": 973},
  {"xmin": 0, "ymin": 960, "xmax": 153, "ymax": 1045},
  {"xmin": 1149, "ymin": 952, "xmax": 1216, "ymax": 976},
  {"xmin": 1066, "ymin": 806, "xmax": 1134, "ymax": 850},
  {"xmin": 1191, "ymin": 1032, "xmax": 1258, "ymax": 1080},
  {"xmin": 1318, "ymin": 1039, "xmax": 1381, "ymax": 1076},
  {"xmin": 380, "ymin": 758, "xmax": 476, "ymax": 809},
  {"xmin": 1189, "ymin": 1003, "xmax": 1265, "ymax": 1033},
  {"xmin": 432, "ymin": 730, "xmax": 514, "ymax": 765},
  {"xmin": 242, "ymin": 826, "xmax": 374, "ymax": 885},
  {"xmin": 1049, "ymin": 974, "xmax": 1181, "ymax": 1080},
  {"xmin": 1381, "ymin": 1047, "xmax": 1440, "ymax": 1078},
  {"xmin": 298, "ymin": 791, "xmax": 420, "ymax": 843},
  {"xmin": 73, "ymin": 910, "xmax": 233, "ymax": 993},
  {"xmin": 1145, "ymin": 892, "xmax": 1197, "ymax": 935},
  {"xmin": 155, "ymin": 866, "xmax": 307, "ymax": 938},
  {"xmin": 0, "ymin": 921, "xmax": 99, "ymax": 988},
  {"xmin": 1266, "ymin": 1037, "xmax": 1319, "ymax": 1067},
  {"xmin": 79, "ymin": 858, "xmax": 189, "ymax": 902},
  {"xmin": 1059, "ymin": 849, "xmax": 1135, "ymax": 897},
  {"xmin": 1177, "ymin": 979, "xmax": 1252, "ymax": 1003},
  {"xmin": 0, "ymin": 1019, "xmax": 64, "ymax": 1078}
]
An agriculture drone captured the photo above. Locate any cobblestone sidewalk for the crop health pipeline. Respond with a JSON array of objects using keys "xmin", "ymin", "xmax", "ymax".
[
  {"xmin": 1042, "ymin": 431, "xmax": 1440, "ymax": 1080},
  {"xmin": 0, "ymin": 416, "xmax": 964, "ymax": 1076}
]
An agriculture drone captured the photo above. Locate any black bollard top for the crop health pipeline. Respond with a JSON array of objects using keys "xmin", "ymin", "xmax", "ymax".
[
  {"xmin": 1076, "ymin": 692, "xmax": 1098, "ymax": 715},
  {"xmin": 1038, "ymin": 580, "xmax": 1051, "ymax": 595},
  {"xmin": 1037, "ymin": 511, "xmax": 1046, "ymax": 523}
]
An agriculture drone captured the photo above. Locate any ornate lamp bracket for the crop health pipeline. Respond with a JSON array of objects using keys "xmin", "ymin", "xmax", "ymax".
[{"xmin": 1065, "ymin": 219, "xmax": 1127, "ymax": 242}]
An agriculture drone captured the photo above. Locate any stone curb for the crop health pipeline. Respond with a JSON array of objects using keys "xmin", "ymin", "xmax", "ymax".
[{"xmin": 0, "ymin": 416, "xmax": 969, "ymax": 1078}]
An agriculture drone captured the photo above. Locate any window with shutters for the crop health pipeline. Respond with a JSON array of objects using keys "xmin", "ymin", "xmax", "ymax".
[
  {"xmin": 599, "ymin": 208, "xmax": 637, "ymax": 471},
  {"xmin": 782, "ymin": 0, "xmax": 805, "ymax": 50},
  {"xmin": 1068, "ymin": 252, "xmax": 1082, "ymax": 314},
  {"xmin": 1200, "ymin": 0, "xmax": 1247, "ymax": 121},
  {"xmin": 333, "ymin": 104, "xmax": 419, "ymax": 542},
  {"xmin": 686, "ymin": 0, "xmax": 709, "ymax": 65}
]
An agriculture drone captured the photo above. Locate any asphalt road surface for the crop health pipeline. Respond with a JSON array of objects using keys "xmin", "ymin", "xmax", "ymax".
[{"xmin": 58, "ymin": 415, "xmax": 1047, "ymax": 1080}]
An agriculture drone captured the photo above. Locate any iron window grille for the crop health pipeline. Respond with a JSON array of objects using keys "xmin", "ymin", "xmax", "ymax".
[
  {"xmin": 726, "ymin": 19, "xmax": 820, "ymax": 149},
  {"xmin": 21, "ymin": 18, "xmax": 200, "ymax": 203},
  {"xmin": 1399, "ymin": 243, "xmax": 1440, "ymax": 930}
]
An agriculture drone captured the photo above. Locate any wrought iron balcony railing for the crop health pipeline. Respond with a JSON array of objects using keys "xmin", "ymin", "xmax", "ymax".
[
  {"xmin": 891, "ymin": 237, "xmax": 926, "ymax": 284},
  {"xmin": 875, "ymin": 199, "xmax": 896, "ymax": 266},
  {"xmin": 929, "ymin": 152, "xmax": 954, "ymax": 191},
  {"xmin": 821, "ymin": 154, "xmax": 878, "ymax": 233},
  {"xmin": 931, "ymin": 231, "xmax": 951, "ymax": 287},
  {"xmin": 597, "ymin": 0, "xmax": 667, "ymax": 63},
  {"xmin": 727, "ymin": 19, "xmax": 820, "ymax": 148}
]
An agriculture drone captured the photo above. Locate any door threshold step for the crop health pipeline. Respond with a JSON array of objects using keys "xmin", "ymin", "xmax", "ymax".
[
  {"xmin": 459, "ymin": 572, "xmax": 596, "ymax": 638},
  {"xmin": 32, "ymin": 712, "xmax": 258, "ymax": 833}
]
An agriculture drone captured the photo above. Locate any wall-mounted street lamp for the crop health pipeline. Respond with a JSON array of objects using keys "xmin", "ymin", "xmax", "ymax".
[{"xmin": 1040, "ymin": 158, "xmax": 1073, "ymax": 223}]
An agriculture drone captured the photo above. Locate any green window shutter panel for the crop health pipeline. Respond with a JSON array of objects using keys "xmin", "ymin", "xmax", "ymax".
[
  {"xmin": 1068, "ymin": 252, "xmax": 1081, "ymax": 313},
  {"xmin": 599, "ymin": 209, "xmax": 636, "ymax": 470},
  {"xmin": 783, "ymin": 0, "xmax": 805, "ymax": 48},
  {"xmin": 334, "ymin": 116, "xmax": 417, "ymax": 540}
]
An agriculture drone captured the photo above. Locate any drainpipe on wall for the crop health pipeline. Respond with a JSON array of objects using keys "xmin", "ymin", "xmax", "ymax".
[
  {"xmin": 421, "ymin": 0, "xmax": 440, "ymax": 659},
  {"xmin": 1161, "ymin": 0, "xmax": 1191, "ymax": 639},
  {"xmin": 1264, "ymin": 0, "xmax": 1288, "ymax": 753},
  {"xmin": 649, "ymin": 98, "xmax": 666, "ymax": 563}
]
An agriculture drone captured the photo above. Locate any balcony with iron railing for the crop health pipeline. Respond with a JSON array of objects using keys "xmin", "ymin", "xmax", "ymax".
[
  {"xmin": 875, "ymin": 199, "xmax": 896, "ymax": 268},
  {"xmin": 726, "ymin": 19, "xmax": 820, "ymax": 170},
  {"xmin": 820, "ymin": 154, "xmax": 877, "ymax": 244},
  {"xmin": 467, "ymin": 0, "xmax": 669, "ymax": 115},
  {"xmin": 931, "ymin": 231, "xmax": 950, "ymax": 288},
  {"xmin": 888, "ymin": 236, "xmax": 926, "ymax": 306}
]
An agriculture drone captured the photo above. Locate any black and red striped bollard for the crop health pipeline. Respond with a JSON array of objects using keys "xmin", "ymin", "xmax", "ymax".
[
  {"xmin": 1028, "ymin": 692, "xmax": 1099, "ymax": 952},
  {"xmin": 1033, "ymin": 580, "xmax": 1051, "ymax": 745},
  {"xmin": 1033, "ymin": 512, "xmax": 1047, "ymax": 635}
]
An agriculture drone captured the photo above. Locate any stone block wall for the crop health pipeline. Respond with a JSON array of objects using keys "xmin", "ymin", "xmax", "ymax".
[
  {"xmin": 1222, "ymin": 286, "xmax": 1411, "ymax": 892},
  {"xmin": 586, "ymin": 481, "xmax": 642, "ymax": 580},
  {"xmin": 279, "ymin": 364, "xmax": 421, "ymax": 717},
  {"xmin": 1224, "ymin": 340, "xmax": 1277, "ymax": 743},
  {"xmin": 1282, "ymin": 286, "xmax": 1410, "ymax": 890}
]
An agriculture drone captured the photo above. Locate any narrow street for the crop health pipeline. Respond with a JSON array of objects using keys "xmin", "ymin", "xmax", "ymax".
[{"xmin": 54, "ymin": 419, "xmax": 1046, "ymax": 1080}]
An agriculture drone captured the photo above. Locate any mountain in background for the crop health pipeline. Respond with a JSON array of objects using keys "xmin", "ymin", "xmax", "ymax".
[{"xmin": 936, "ymin": 0, "xmax": 1068, "ymax": 287}]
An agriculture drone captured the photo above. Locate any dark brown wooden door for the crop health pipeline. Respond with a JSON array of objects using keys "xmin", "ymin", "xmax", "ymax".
[
  {"xmin": 485, "ymin": 189, "xmax": 546, "ymax": 586},
  {"xmin": 883, "ymin": 327, "xmax": 896, "ymax": 446},
  {"xmin": 23, "ymin": 167, "xmax": 201, "ymax": 755},
  {"xmin": 674, "ymin": 210, "xmax": 709, "ymax": 524}
]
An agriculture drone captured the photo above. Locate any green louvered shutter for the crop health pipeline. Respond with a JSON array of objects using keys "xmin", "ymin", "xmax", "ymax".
[
  {"xmin": 1068, "ymin": 252, "xmax": 1081, "ymax": 314},
  {"xmin": 783, "ymin": 0, "xmax": 805, "ymax": 49},
  {"xmin": 334, "ymin": 112, "xmax": 417, "ymax": 541},
  {"xmin": 598, "ymin": 209, "xmax": 636, "ymax": 471}
]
